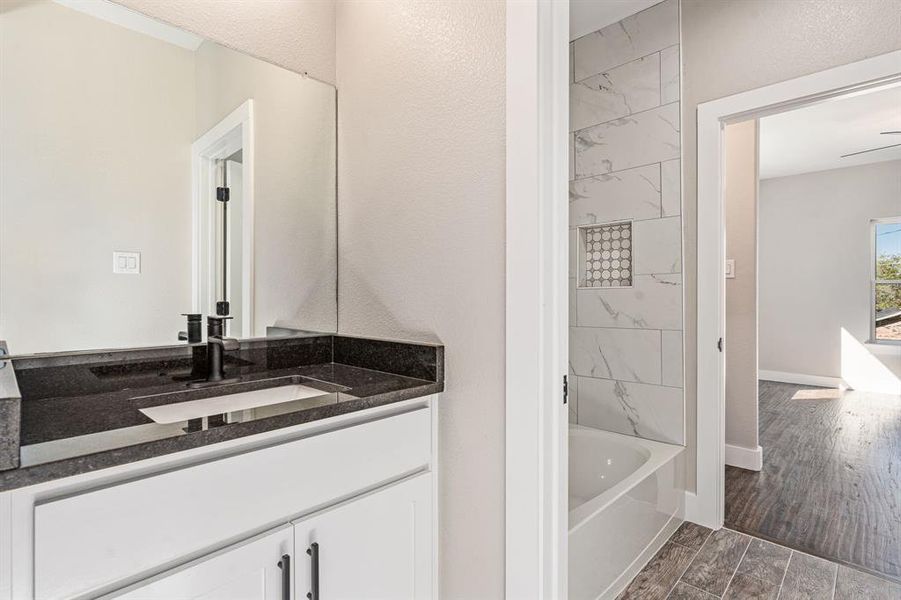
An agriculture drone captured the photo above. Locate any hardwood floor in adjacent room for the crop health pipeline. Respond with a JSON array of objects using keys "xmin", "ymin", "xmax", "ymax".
[{"xmin": 725, "ymin": 380, "xmax": 901, "ymax": 584}]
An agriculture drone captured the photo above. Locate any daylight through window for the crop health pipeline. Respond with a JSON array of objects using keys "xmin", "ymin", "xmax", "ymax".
[{"xmin": 873, "ymin": 218, "xmax": 901, "ymax": 342}]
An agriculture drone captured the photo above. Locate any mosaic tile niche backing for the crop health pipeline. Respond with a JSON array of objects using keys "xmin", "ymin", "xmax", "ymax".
[{"xmin": 578, "ymin": 221, "xmax": 632, "ymax": 288}]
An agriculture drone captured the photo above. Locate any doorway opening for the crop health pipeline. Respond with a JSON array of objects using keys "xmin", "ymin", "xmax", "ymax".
[{"xmin": 696, "ymin": 50, "xmax": 901, "ymax": 583}]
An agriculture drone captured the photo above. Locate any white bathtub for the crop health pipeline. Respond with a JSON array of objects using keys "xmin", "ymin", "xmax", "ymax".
[{"xmin": 568, "ymin": 424, "xmax": 685, "ymax": 600}]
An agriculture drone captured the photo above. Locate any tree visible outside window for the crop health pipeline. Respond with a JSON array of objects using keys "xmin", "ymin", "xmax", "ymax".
[{"xmin": 874, "ymin": 219, "xmax": 901, "ymax": 342}]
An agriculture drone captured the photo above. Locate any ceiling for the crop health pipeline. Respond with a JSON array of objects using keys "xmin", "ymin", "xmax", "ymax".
[
  {"xmin": 53, "ymin": 0, "xmax": 204, "ymax": 50},
  {"xmin": 570, "ymin": 0, "xmax": 664, "ymax": 41},
  {"xmin": 758, "ymin": 85, "xmax": 901, "ymax": 180}
]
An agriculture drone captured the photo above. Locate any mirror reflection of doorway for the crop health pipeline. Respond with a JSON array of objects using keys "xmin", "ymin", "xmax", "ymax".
[
  {"xmin": 192, "ymin": 100, "xmax": 254, "ymax": 339},
  {"xmin": 222, "ymin": 156, "xmax": 244, "ymax": 337}
]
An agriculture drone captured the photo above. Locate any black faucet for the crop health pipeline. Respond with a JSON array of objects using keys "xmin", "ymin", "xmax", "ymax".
[
  {"xmin": 186, "ymin": 316, "xmax": 240, "ymax": 387},
  {"xmin": 205, "ymin": 315, "xmax": 239, "ymax": 382},
  {"xmin": 178, "ymin": 313, "xmax": 203, "ymax": 344}
]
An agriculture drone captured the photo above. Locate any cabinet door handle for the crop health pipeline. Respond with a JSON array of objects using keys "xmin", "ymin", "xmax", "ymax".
[
  {"xmin": 306, "ymin": 542, "xmax": 320, "ymax": 600},
  {"xmin": 278, "ymin": 554, "xmax": 291, "ymax": 600}
]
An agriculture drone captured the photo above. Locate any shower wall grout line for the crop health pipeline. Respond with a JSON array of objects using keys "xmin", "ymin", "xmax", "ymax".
[
  {"xmin": 570, "ymin": 155, "xmax": 682, "ymax": 184},
  {"xmin": 571, "ymin": 43, "xmax": 681, "ymax": 85}
]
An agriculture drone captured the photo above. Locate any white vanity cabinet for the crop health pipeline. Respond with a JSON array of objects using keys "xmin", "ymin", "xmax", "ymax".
[
  {"xmin": 293, "ymin": 474, "xmax": 432, "ymax": 600},
  {"xmin": 111, "ymin": 526, "xmax": 294, "ymax": 600},
  {"xmin": 112, "ymin": 474, "xmax": 432, "ymax": 600},
  {"xmin": 0, "ymin": 397, "xmax": 437, "ymax": 600}
]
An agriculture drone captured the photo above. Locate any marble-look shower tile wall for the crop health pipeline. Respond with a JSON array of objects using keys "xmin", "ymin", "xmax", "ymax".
[{"xmin": 568, "ymin": 0, "xmax": 684, "ymax": 445}]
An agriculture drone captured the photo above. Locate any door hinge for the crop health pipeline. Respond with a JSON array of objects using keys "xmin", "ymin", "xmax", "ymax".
[
  {"xmin": 216, "ymin": 186, "xmax": 230, "ymax": 202},
  {"xmin": 563, "ymin": 375, "xmax": 568, "ymax": 404},
  {"xmin": 717, "ymin": 337, "xmax": 724, "ymax": 352}
]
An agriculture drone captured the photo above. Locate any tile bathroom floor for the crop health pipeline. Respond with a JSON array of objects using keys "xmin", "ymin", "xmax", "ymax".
[{"xmin": 617, "ymin": 522, "xmax": 901, "ymax": 599}]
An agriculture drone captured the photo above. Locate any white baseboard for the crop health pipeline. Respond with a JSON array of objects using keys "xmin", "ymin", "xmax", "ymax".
[
  {"xmin": 683, "ymin": 492, "xmax": 701, "ymax": 526},
  {"xmin": 683, "ymin": 491, "xmax": 719, "ymax": 530},
  {"xmin": 725, "ymin": 444, "xmax": 762, "ymax": 471},
  {"xmin": 758, "ymin": 369, "xmax": 845, "ymax": 389}
]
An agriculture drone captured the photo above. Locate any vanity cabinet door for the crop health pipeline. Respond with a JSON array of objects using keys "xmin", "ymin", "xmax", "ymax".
[
  {"xmin": 111, "ymin": 526, "xmax": 294, "ymax": 600},
  {"xmin": 294, "ymin": 473, "xmax": 433, "ymax": 600}
]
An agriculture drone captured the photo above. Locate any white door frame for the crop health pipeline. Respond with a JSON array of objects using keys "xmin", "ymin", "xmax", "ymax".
[
  {"xmin": 505, "ymin": 0, "xmax": 569, "ymax": 597},
  {"xmin": 191, "ymin": 100, "xmax": 255, "ymax": 338},
  {"xmin": 692, "ymin": 50, "xmax": 901, "ymax": 528}
]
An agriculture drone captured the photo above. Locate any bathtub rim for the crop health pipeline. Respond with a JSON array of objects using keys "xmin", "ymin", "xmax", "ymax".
[{"xmin": 569, "ymin": 424, "xmax": 684, "ymax": 533}]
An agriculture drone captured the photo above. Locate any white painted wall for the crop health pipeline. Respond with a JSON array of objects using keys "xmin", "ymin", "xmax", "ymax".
[
  {"xmin": 334, "ymin": 1, "xmax": 506, "ymax": 596},
  {"xmin": 114, "ymin": 0, "xmax": 336, "ymax": 86},
  {"xmin": 681, "ymin": 0, "xmax": 901, "ymax": 490},
  {"xmin": 758, "ymin": 160, "xmax": 901, "ymax": 392},
  {"xmin": 724, "ymin": 120, "xmax": 758, "ymax": 452},
  {"xmin": 0, "ymin": 0, "xmax": 195, "ymax": 353},
  {"xmin": 195, "ymin": 41, "xmax": 337, "ymax": 335}
]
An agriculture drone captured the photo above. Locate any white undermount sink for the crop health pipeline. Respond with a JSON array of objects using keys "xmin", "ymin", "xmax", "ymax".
[{"xmin": 139, "ymin": 384, "xmax": 330, "ymax": 424}]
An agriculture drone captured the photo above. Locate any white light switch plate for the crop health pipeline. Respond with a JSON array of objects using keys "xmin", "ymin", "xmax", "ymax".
[
  {"xmin": 113, "ymin": 251, "xmax": 141, "ymax": 274},
  {"xmin": 725, "ymin": 259, "xmax": 735, "ymax": 279}
]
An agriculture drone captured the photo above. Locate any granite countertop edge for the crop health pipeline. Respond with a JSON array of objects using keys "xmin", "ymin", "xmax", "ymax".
[{"xmin": 0, "ymin": 379, "xmax": 443, "ymax": 493}]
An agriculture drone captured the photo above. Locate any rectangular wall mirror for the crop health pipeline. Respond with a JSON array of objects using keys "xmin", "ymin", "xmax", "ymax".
[{"xmin": 0, "ymin": 0, "xmax": 337, "ymax": 355}]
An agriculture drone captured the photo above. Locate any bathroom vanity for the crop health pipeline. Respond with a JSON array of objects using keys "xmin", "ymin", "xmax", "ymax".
[
  {"xmin": 0, "ymin": 3, "xmax": 446, "ymax": 599},
  {"xmin": 0, "ymin": 336, "xmax": 443, "ymax": 600}
]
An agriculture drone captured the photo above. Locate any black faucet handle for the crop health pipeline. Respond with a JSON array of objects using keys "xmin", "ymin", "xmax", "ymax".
[
  {"xmin": 206, "ymin": 315, "xmax": 234, "ymax": 323},
  {"xmin": 206, "ymin": 315, "xmax": 234, "ymax": 340},
  {"xmin": 179, "ymin": 313, "xmax": 204, "ymax": 343}
]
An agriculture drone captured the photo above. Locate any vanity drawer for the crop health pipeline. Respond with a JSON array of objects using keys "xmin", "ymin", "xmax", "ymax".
[{"xmin": 33, "ymin": 407, "xmax": 431, "ymax": 600}]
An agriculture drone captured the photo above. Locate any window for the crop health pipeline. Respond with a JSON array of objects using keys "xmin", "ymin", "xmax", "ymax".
[{"xmin": 872, "ymin": 217, "xmax": 901, "ymax": 343}]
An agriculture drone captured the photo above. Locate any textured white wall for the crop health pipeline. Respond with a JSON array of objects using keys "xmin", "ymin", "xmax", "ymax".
[
  {"xmin": 0, "ymin": 0, "xmax": 194, "ymax": 353},
  {"xmin": 758, "ymin": 161, "xmax": 901, "ymax": 386},
  {"xmin": 724, "ymin": 120, "xmax": 758, "ymax": 452},
  {"xmin": 335, "ymin": 1, "xmax": 506, "ymax": 596},
  {"xmin": 114, "ymin": 0, "xmax": 336, "ymax": 85},
  {"xmin": 681, "ymin": 0, "xmax": 901, "ymax": 489}
]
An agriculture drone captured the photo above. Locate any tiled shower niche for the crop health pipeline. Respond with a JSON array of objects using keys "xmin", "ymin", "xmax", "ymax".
[{"xmin": 577, "ymin": 221, "xmax": 633, "ymax": 288}]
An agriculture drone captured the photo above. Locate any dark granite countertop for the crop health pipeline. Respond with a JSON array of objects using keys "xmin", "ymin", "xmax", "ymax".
[{"xmin": 0, "ymin": 335, "xmax": 443, "ymax": 492}]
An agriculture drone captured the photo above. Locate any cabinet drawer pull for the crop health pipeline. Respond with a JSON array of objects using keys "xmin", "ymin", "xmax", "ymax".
[
  {"xmin": 306, "ymin": 542, "xmax": 320, "ymax": 600},
  {"xmin": 278, "ymin": 554, "xmax": 291, "ymax": 600}
]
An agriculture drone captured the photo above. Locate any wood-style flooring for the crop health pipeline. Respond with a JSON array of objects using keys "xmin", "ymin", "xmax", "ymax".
[
  {"xmin": 617, "ymin": 522, "xmax": 901, "ymax": 599},
  {"xmin": 725, "ymin": 380, "xmax": 901, "ymax": 583}
]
